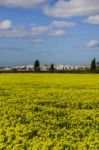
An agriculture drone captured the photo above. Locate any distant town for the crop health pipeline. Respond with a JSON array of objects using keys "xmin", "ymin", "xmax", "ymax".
[
  {"xmin": 0, "ymin": 58, "xmax": 99, "ymax": 73},
  {"xmin": 0, "ymin": 64, "xmax": 91, "ymax": 72}
]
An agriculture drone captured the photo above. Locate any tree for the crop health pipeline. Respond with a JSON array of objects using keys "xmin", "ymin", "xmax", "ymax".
[
  {"xmin": 12, "ymin": 68, "xmax": 17, "ymax": 72},
  {"xmin": 97, "ymin": 61, "xmax": 99, "ymax": 67},
  {"xmin": 34, "ymin": 60, "xmax": 40, "ymax": 72},
  {"xmin": 91, "ymin": 58, "xmax": 96, "ymax": 71},
  {"xmin": 49, "ymin": 64, "xmax": 55, "ymax": 73}
]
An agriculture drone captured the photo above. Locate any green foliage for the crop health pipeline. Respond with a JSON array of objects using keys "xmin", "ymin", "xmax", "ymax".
[
  {"xmin": 0, "ymin": 74, "xmax": 99, "ymax": 149},
  {"xmin": 49, "ymin": 64, "xmax": 55, "ymax": 73},
  {"xmin": 34, "ymin": 60, "xmax": 40, "ymax": 72},
  {"xmin": 91, "ymin": 58, "xmax": 96, "ymax": 71}
]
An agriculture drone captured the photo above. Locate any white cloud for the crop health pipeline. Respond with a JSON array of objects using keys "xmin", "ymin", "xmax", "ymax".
[
  {"xmin": 0, "ymin": 19, "xmax": 49, "ymax": 38},
  {"xmin": 0, "ymin": 28, "xmax": 29, "ymax": 38},
  {"xmin": 0, "ymin": 0, "xmax": 99, "ymax": 20},
  {"xmin": 0, "ymin": 20, "xmax": 12, "ymax": 30},
  {"xmin": 0, "ymin": 19, "xmax": 29, "ymax": 38},
  {"xmin": 32, "ymin": 25, "xmax": 48, "ymax": 35},
  {"xmin": 84, "ymin": 15, "xmax": 99, "ymax": 25},
  {"xmin": 33, "ymin": 38, "xmax": 44, "ymax": 44},
  {"xmin": 49, "ymin": 30, "xmax": 65, "ymax": 37},
  {"xmin": 44, "ymin": 0, "xmax": 99, "ymax": 18},
  {"xmin": 86, "ymin": 40, "xmax": 99, "ymax": 48},
  {"xmin": 0, "ymin": 0, "xmax": 46, "ymax": 8},
  {"xmin": 51, "ymin": 20, "xmax": 76, "ymax": 28},
  {"xmin": 0, "ymin": 19, "xmax": 67, "ymax": 39}
]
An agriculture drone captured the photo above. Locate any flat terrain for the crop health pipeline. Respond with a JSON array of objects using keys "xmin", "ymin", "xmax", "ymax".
[{"xmin": 0, "ymin": 74, "xmax": 99, "ymax": 150}]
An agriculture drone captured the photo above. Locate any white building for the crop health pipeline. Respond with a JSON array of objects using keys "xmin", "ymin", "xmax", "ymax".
[
  {"xmin": 54, "ymin": 64, "xmax": 64, "ymax": 70},
  {"xmin": 26, "ymin": 65, "xmax": 34, "ymax": 71},
  {"xmin": 40, "ymin": 65, "xmax": 49, "ymax": 71},
  {"xmin": 80, "ymin": 64, "xmax": 91, "ymax": 70},
  {"xmin": 64, "ymin": 65, "xmax": 70, "ymax": 70},
  {"xmin": 4, "ymin": 67, "xmax": 11, "ymax": 71}
]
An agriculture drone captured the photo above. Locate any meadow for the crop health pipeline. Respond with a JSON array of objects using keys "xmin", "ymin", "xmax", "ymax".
[{"xmin": 0, "ymin": 73, "xmax": 99, "ymax": 150}]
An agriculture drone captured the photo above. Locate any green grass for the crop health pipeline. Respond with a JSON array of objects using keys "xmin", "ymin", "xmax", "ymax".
[{"xmin": 0, "ymin": 73, "xmax": 99, "ymax": 150}]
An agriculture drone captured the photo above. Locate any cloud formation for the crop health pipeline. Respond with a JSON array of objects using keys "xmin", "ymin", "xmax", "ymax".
[
  {"xmin": 49, "ymin": 30, "xmax": 65, "ymax": 37},
  {"xmin": 51, "ymin": 20, "xmax": 76, "ymax": 28},
  {"xmin": 32, "ymin": 25, "xmax": 48, "ymax": 35},
  {"xmin": 86, "ymin": 40, "xmax": 99, "ymax": 48},
  {"xmin": 0, "ymin": 20, "xmax": 48, "ymax": 38},
  {"xmin": 0, "ymin": 0, "xmax": 99, "ymax": 20},
  {"xmin": 0, "ymin": 0, "xmax": 46, "ymax": 8},
  {"xmin": 0, "ymin": 19, "xmax": 67, "ymax": 40},
  {"xmin": 44, "ymin": 0, "xmax": 99, "ymax": 18},
  {"xmin": 84, "ymin": 15, "xmax": 99, "ymax": 25},
  {"xmin": 0, "ymin": 20, "xmax": 12, "ymax": 30},
  {"xmin": 0, "ymin": 26, "xmax": 29, "ymax": 38}
]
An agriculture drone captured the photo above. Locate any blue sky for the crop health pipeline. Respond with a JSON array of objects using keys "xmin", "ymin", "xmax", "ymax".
[{"xmin": 0, "ymin": 0, "xmax": 99, "ymax": 66}]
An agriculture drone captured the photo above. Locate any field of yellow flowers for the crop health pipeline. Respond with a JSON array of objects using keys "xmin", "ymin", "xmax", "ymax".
[{"xmin": 0, "ymin": 73, "xmax": 99, "ymax": 150}]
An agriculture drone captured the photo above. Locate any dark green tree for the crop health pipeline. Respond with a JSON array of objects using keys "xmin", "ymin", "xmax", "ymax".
[
  {"xmin": 34, "ymin": 60, "xmax": 40, "ymax": 72},
  {"xmin": 91, "ymin": 58, "xmax": 96, "ymax": 71},
  {"xmin": 49, "ymin": 64, "xmax": 55, "ymax": 73},
  {"xmin": 12, "ymin": 68, "xmax": 17, "ymax": 73},
  {"xmin": 97, "ymin": 61, "xmax": 99, "ymax": 71}
]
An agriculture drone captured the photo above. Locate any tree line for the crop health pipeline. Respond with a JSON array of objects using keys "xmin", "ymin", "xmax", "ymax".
[
  {"xmin": 91, "ymin": 58, "xmax": 99, "ymax": 72},
  {"xmin": 0, "ymin": 58, "xmax": 99, "ymax": 73},
  {"xmin": 34, "ymin": 60, "xmax": 54, "ymax": 73},
  {"xmin": 34, "ymin": 58, "xmax": 99, "ymax": 73}
]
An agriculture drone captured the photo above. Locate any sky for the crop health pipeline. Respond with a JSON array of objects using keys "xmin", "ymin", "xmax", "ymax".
[{"xmin": 0, "ymin": 0, "xmax": 99, "ymax": 66}]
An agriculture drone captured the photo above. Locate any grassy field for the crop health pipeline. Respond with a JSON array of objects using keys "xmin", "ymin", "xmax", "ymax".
[{"xmin": 0, "ymin": 73, "xmax": 99, "ymax": 150}]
